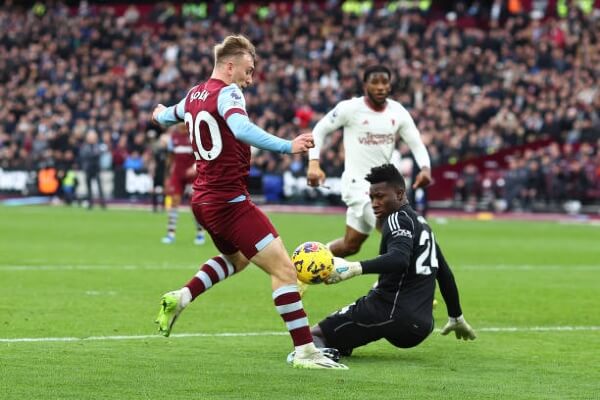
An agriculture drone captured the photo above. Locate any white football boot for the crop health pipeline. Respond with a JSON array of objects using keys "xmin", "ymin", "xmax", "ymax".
[{"xmin": 291, "ymin": 349, "xmax": 348, "ymax": 370}]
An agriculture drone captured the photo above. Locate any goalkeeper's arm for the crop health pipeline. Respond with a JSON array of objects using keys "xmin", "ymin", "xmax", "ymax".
[
  {"xmin": 436, "ymin": 243, "xmax": 476, "ymax": 340},
  {"xmin": 325, "ymin": 239, "xmax": 412, "ymax": 284}
]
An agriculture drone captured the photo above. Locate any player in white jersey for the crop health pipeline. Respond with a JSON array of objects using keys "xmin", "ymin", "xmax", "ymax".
[{"xmin": 307, "ymin": 65, "xmax": 432, "ymax": 257}]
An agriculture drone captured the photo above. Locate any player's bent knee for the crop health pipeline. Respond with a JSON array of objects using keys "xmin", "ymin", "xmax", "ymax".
[
  {"xmin": 223, "ymin": 252, "xmax": 250, "ymax": 273},
  {"xmin": 252, "ymin": 238, "xmax": 298, "ymax": 284}
]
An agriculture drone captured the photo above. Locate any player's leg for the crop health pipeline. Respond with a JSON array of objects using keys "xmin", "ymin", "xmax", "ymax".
[
  {"xmin": 312, "ymin": 297, "xmax": 387, "ymax": 357},
  {"xmin": 385, "ymin": 324, "xmax": 431, "ymax": 349},
  {"xmin": 96, "ymin": 175, "xmax": 106, "ymax": 208},
  {"xmin": 384, "ymin": 313, "xmax": 433, "ymax": 349},
  {"xmin": 328, "ymin": 202, "xmax": 375, "ymax": 257},
  {"xmin": 224, "ymin": 201, "xmax": 344, "ymax": 369},
  {"xmin": 193, "ymin": 220, "xmax": 205, "ymax": 245},
  {"xmin": 152, "ymin": 181, "xmax": 164, "ymax": 212},
  {"xmin": 162, "ymin": 188, "xmax": 181, "ymax": 244},
  {"xmin": 327, "ymin": 226, "xmax": 368, "ymax": 257},
  {"xmin": 250, "ymin": 238, "xmax": 346, "ymax": 369},
  {"xmin": 155, "ymin": 203, "xmax": 250, "ymax": 336},
  {"xmin": 85, "ymin": 173, "xmax": 94, "ymax": 209},
  {"xmin": 155, "ymin": 249, "xmax": 250, "ymax": 337}
]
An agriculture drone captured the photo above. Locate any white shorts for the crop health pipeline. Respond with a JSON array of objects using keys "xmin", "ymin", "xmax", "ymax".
[{"xmin": 341, "ymin": 176, "xmax": 376, "ymax": 235}]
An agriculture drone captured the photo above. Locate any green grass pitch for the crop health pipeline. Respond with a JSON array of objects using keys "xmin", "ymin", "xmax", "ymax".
[{"xmin": 0, "ymin": 206, "xmax": 599, "ymax": 399}]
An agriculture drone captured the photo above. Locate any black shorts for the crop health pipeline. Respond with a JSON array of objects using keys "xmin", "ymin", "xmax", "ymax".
[{"xmin": 318, "ymin": 292, "xmax": 434, "ymax": 354}]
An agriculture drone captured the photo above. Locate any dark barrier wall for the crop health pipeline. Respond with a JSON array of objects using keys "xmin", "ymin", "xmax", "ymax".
[{"xmin": 429, "ymin": 139, "xmax": 554, "ymax": 201}]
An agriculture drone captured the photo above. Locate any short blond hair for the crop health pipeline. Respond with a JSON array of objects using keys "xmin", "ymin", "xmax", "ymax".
[{"xmin": 214, "ymin": 35, "xmax": 256, "ymax": 65}]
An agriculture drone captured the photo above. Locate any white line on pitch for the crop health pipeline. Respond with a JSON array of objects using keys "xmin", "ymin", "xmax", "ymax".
[
  {"xmin": 460, "ymin": 265, "xmax": 599, "ymax": 271},
  {"xmin": 1, "ymin": 264, "xmax": 598, "ymax": 272},
  {"xmin": 1, "ymin": 326, "xmax": 599, "ymax": 343},
  {"xmin": 0, "ymin": 264, "xmax": 197, "ymax": 271}
]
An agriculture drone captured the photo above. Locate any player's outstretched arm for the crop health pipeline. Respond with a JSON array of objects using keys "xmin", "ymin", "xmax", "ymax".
[
  {"xmin": 151, "ymin": 104, "xmax": 167, "ymax": 125},
  {"xmin": 226, "ymin": 113, "xmax": 296, "ymax": 153},
  {"xmin": 326, "ymin": 213, "xmax": 414, "ymax": 285},
  {"xmin": 291, "ymin": 133, "xmax": 315, "ymax": 153},
  {"xmin": 152, "ymin": 99, "xmax": 186, "ymax": 128},
  {"xmin": 324, "ymin": 257, "xmax": 363, "ymax": 284},
  {"xmin": 435, "ymin": 243, "xmax": 463, "ymax": 317},
  {"xmin": 436, "ymin": 243, "xmax": 476, "ymax": 340}
]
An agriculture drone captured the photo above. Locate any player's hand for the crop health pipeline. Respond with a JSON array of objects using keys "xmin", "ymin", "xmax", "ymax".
[
  {"xmin": 325, "ymin": 257, "xmax": 362, "ymax": 285},
  {"xmin": 290, "ymin": 132, "xmax": 314, "ymax": 154},
  {"xmin": 307, "ymin": 160, "xmax": 326, "ymax": 187},
  {"xmin": 412, "ymin": 167, "xmax": 432, "ymax": 189},
  {"xmin": 441, "ymin": 315, "xmax": 476, "ymax": 340},
  {"xmin": 151, "ymin": 104, "xmax": 167, "ymax": 126}
]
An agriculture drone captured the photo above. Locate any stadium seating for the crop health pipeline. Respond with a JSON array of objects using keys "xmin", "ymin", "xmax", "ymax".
[{"xmin": 0, "ymin": 1, "xmax": 598, "ymax": 209}]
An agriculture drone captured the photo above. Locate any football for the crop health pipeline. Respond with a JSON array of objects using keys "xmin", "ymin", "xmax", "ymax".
[{"xmin": 291, "ymin": 241, "xmax": 334, "ymax": 284}]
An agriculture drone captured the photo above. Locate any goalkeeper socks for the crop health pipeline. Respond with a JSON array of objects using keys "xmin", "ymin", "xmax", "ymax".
[
  {"xmin": 166, "ymin": 208, "xmax": 178, "ymax": 237},
  {"xmin": 273, "ymin": 284, "xmax": 313, "ymax": 347},
  {"xmin": 185, "ymin": 255, "xmax": 235, "ymax": 300}
]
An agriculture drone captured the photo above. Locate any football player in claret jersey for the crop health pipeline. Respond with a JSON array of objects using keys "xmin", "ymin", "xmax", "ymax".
[
  {"xmin": 160, "ymin": 124, "xmax": 205, "ymax": 245},
  {"xmin": 151, "ymin": 35, "xmax": 347, "ymax": 370},
  {"xmin": 307, "ymin": 65, "xmax": 432, "ymax": 258},
  {"xmin": 303, "ymin": 164, "xmax": 475, "ymax": 359}
]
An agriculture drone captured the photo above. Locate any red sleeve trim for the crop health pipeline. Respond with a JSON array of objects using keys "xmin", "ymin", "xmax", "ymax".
[
  {"xmin": 224, "ymin": 108, "xmax": 247, "ymax": 120},
  {"xmin": 173, "ymin": 106, "xmax": 184, "ymax": 121}
]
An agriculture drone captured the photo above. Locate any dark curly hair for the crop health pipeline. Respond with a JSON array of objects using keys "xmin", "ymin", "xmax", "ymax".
[
  {"xmin": 365, "ymin": 164, "xmax": 406, "ymax": 190},
  {"xmin": 363, "ymin": 65, "xmax": 391, "ymax": 82}
]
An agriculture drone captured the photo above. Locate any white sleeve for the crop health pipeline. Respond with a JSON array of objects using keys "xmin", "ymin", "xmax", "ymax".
[
  {"xmin": 397, "ymin": 107, "xmax": 431, "ymax": 169},
  {"xmin": 308, "ymin": 100, "xmax": 351, "ymax": 160},
  {"xmin": 217, "ymin": 84, "xmax": 247, "ymax": 119}
]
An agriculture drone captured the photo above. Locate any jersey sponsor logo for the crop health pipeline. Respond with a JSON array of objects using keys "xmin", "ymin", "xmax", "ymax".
[
  {"xmin": 391, "ymin": 228, "xmax": 413, "ymax": 239},
  {"xmin": 358, "ymin": 132, "xmax": 395, "ymax": 145},
  {"xmin": 387, "ymin": 212, "xmax": 414, "ymax": 239},
  {"xmin": 191, "ymin": 90, "xmax": 209, "ymax": 101}
]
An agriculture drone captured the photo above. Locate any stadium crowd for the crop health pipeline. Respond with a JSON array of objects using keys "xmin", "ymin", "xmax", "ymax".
[
  {"xmin": 0, "ymin": 0, "xmax": 598, "ymax": 207},
  {"xmin": 454, "ymin": 141, "xmax": 599, "ymax": 211}
]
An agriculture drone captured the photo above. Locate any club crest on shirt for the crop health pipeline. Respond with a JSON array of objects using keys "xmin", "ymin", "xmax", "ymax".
[{"xmin": 329, "ymin": 108, "xmax": 338, "ymax": 123}]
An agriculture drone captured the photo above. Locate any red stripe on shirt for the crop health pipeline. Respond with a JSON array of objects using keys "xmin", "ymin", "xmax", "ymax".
[{"xmin": 224, "ymin": 108, "xmax": 247, "ymax": 120}]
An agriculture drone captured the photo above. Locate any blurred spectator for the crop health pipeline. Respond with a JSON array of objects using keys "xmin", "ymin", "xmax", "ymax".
[
  {"xmin": 79, "ymin": 130, "xmax": 106, "ymax": 209},
  {"xmin": 523, "ymin": 160, "xmax": 545, "ymax": 210},
  {"xmin": 503, "ymin": 158, "xmax": 527, "ymax": 211},
  {"xmin": 0, "ymin": 1, "xmax": 597, "ymax": 209},
  {"xmin": 454, "ymin": 164, "xmax": 480, "ymax": 211}
]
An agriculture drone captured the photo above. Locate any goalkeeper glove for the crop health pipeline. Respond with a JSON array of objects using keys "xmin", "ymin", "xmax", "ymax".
[
  {"xmin": 441, "ymin": 315, "xmax": 476, "ymax": 340},
  {"xmin": 324, "ymin": 257, "xmax": 362, "ymax": 285}
]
